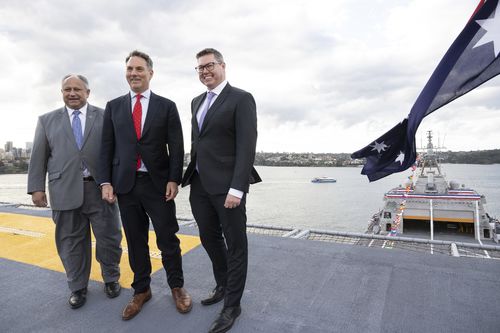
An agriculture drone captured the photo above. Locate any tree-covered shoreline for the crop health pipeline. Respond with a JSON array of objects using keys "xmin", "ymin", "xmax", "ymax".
[{"xmin": 1, "ymin": 149, "xmax": 499, "ymax": 174}]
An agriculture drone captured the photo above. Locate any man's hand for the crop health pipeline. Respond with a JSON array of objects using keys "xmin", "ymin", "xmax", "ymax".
[
  {"xmin": 101, "ymin": 184, "xmax": 116, "ymax": 204},
  {"xmin": 165, "ymin": 182, "xmax": 179, "ymax": 201},
  {"xmin": 32, "ymin": 191, "xmax": 48, "ymax": 207},
  {"xmin": 224, "ymin": 194, "xmax": 241, "ymax": 209}
]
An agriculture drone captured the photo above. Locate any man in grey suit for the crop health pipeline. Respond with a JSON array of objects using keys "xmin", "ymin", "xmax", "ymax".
[
  {"xmin": 27, "ymin": 74, "xmax": 123, "ymax": 309},
  {"xmin": 182, "ymin": 48, "xmax": 261, "ymax": 333}
]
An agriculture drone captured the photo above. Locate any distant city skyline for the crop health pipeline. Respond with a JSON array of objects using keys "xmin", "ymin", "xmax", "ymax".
[
  {"xmin": 3, "ymin": 141, "xmax": 32, "ymax": 151},
  {"xmin": 1, "ymin": 0, "xmax": 499, "ymax": 153}
]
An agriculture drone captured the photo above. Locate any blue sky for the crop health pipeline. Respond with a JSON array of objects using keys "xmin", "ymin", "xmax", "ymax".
[{"xmin": 1, "ymin": 0, "xmax": 498, "ymax": 153}]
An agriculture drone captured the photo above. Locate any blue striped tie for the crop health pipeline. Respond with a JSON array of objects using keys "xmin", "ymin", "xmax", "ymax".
[
  {"xmin": 198, "ymin": 91, "xmax": 215, "ymax": 130},
  {"xmin": 72, "ymin": 110, "xmax": 83, "ymax": 150}
]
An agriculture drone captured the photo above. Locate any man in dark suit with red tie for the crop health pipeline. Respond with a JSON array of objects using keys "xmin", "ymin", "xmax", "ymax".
[
  {"xmin": 98, "ymin": 50, "xmax": 192, "ymax": 320},
  {"xmin": 182, "ymin": 48, "xmax": 261, "ymax": 333}
]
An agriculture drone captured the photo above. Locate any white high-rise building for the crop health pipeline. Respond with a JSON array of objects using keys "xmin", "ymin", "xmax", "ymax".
[{"xmin": 4, "ymin": 141, "xmax": 13, "ymax": 152}]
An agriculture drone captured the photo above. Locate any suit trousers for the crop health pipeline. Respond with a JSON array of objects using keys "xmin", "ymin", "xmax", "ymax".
[
  {"xmin": 52, "ymin": 181, "xmax": 122, "ymax": 292},
  {"xmin": 117, "ymin": 173, "xmax": 184, "ymax": 293},
  {"xmin": 189, "ymin": 172, "xmax": 248, "ymax": 307}
]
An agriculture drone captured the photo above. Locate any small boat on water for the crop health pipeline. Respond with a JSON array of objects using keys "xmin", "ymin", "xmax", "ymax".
[
  {"xmin": 311, "ymin": 176, "xmax": 336, "ymax": 183},
  {"xmin": 367, "ymin": 131, "xmax": 499, "ymax": 242}
]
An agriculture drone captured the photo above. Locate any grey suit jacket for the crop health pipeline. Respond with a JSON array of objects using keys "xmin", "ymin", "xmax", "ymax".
[{"xmin": 27, "ymin": 104, "xmax": 104, "ymax": 210}]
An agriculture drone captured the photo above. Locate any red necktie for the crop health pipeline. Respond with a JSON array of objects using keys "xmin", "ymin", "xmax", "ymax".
[{"xmin": 133, "ymin": 95, "xmax": 142, "ymax": 170}]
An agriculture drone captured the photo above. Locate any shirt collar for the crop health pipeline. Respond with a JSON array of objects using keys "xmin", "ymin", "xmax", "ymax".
[
  {"xmin": 208, "ymin": 80, "xmax": 228, "ymax": 96},
  {"xmin": 130, "ymin": 89, "xmax": 151, "ymax": 100},
  {"xmin": 67, "ymin": 103, "xmax": 88, "ymax": 117}
]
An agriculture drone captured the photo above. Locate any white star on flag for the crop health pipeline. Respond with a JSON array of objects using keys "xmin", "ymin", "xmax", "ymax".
[
  {"xmin": 474, "ymin": 2, "xmax": 500, "ymax": 56},
  {"xmin": 395, "ymin": 151, "xmax": 405, "ymax": 165},
  {"xmin": 370, "ymin": 141, "xmax": 389, "ymax": 153}
]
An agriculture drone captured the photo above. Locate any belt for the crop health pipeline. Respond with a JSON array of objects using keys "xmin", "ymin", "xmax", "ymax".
[
  {"xmin": 83, "ymin": 176, "xmax": 94, "ymax": 182},
  {"xmin": 136, "ymin": 171, "xmax": 149, "ymax": 178}
]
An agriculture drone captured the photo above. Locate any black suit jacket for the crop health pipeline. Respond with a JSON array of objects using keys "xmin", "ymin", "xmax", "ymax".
[
  {"xmin": 98, "ymin": 92, "xmax": 184, "ymax": 194},
  {"xmin": 182, "ymin": 83, "xmax": 261, "ymax": 194}
]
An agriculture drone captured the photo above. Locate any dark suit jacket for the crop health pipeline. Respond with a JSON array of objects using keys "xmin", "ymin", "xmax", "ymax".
[
  {"xmin": 182, "ymin": 83, "xmax": 261, "ymax": 194},
  {"xmin": 98, "ymin": 92, "xmax": 184, "ymax": 194}
]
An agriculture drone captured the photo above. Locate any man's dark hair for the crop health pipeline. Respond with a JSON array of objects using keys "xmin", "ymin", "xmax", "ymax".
[
  {"xmin": 196, "ymin": 48, "xmax": 224, "ymax": 63},
  {"xmin": 126, "ymin": 50, "xmax": 153, "ymax": 69}
]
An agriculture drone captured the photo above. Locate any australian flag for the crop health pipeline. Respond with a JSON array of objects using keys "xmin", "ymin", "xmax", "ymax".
[{"xmin": 352, "ymin": 0, "xmax": 500, "ymax": 181}]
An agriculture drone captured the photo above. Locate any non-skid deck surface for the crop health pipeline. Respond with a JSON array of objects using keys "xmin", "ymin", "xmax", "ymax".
[{"xmin": 1, "ymin": 210, "xmax": 499, "ymax": 332}]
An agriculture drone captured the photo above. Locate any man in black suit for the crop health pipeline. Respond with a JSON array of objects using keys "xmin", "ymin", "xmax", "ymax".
[
  {"xmin": 99, "ymin": 50, "xmax": 192, "ymax": 320},
  {"xmin": 182, "ymin": 48, "xmax": 261, "ymax": 333}
]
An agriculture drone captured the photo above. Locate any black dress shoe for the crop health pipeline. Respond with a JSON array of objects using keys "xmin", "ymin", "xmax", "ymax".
[
  {"xmin": 201, "ymin": 286, "xmax": 225, "ymax": 306},
  {"xmin": 208, "ymin": 306, "xmax": 241, "ymax": 333},
  {"xmin": 104, "ymin": 281, "xmax": 121, "ymax": 298},
  {"xmin": 69, "ymin": 288, "xmax": 87, "ymax": 309}
]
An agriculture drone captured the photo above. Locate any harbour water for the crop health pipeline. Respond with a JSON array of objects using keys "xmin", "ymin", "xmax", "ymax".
[{"xmin": 2, "ymin": 164, "xmax": 499, "ymax": 233}]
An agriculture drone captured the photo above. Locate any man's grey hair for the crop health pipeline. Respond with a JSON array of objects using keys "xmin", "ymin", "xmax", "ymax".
[
  {"xmin": 196, "ymin": 48, "xmax": 224, "ymax": 63},
  {"xmin": 126, "ymin": 50, "xmax": 154, "ymax": 69},
  {"xmin": 61, "ymin": 74, "xmax": 89, "ymax": 89}
]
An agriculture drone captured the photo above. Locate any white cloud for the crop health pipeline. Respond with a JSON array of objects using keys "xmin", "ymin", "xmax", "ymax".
[{"xmin": 1, "ymin": 0, "xmax": 498, "ymax": 153}]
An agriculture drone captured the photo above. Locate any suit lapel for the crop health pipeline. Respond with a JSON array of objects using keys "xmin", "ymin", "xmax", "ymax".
[
  {"xmin": 60, "ymin": 107, "xmax": 80, "ymax": 150},
  {"xmin": 82, "ymin": 105, "xmax": 96, "ymax": 148},
  {"xmin": 142, "ymin": 92, "xmax": 156, "ymax": 137},
  {"xmin": 120, "ymin": 94, "xmax": 138, "ymax": 139},
  {"xmin": 192, "ymin": 93, "xmax": 205, "ymax": 136},
  {"xmin": 199, "ymin": 84, "xmax": 231, "ymax": 135}
]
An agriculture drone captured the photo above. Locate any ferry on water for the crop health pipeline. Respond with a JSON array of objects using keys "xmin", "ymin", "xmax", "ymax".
[
  {"xmin": 311, "ymin": 176, "xmax": 337, "ymax": 183},
  {"xmin": 367, "ymin": 131, "xmax": 500, "ymax": 242}
]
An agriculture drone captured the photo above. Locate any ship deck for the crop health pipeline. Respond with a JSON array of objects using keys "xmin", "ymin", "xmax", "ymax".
[{"xmin": 1, "ymin": 204, "xmax": 500, "ymax": 333}]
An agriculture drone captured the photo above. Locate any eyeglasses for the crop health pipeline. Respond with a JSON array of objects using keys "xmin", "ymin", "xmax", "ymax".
[{"xmin": 195, "ymin": 62, "xmax": 221, "ymax": 73}]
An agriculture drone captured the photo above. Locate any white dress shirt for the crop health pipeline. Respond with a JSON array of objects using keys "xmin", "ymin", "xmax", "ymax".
[
  {"xmin": 67, "ymin": 104, "xmax": 90, "ymax": 177},
  {"xmin": 130, "ymin": 89, "xmax": 151, "ymax": 172},
  {"xmin": 67, "ymin": 103, "xmax": 87, "ymax": 134}
]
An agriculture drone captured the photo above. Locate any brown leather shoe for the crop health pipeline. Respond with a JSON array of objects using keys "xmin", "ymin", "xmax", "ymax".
[
  {"xmin": 122, "ymin": 288, "xmax": 152, "ymax": 321},
  {"xmin": 171, "ymin": 287, "xmax": 192, "ymax": 314}
]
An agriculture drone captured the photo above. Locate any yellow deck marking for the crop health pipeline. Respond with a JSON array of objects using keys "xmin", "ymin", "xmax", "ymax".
[
  {"xmin": 0, "ymin": 226, "xmax": 45, "ymax": 237},
  {"xmin": 0, "ymin": 212, "xmax": 201, "ymax": 288}
]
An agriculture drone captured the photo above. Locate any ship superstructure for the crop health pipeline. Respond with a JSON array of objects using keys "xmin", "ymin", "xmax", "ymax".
[{"xmin": 369, "ymin": 131, "xmax": 499, "ymax": 241}]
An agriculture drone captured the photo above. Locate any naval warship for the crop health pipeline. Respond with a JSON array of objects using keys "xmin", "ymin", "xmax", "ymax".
[{"xmin": 367, "ymin": 131, "xmax": 500, "ymax": 243}]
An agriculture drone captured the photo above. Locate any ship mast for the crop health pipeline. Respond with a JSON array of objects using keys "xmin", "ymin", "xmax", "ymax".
[{"xmin": 419, "ymin": 131, "xmax": 442, "ymax": 176}]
